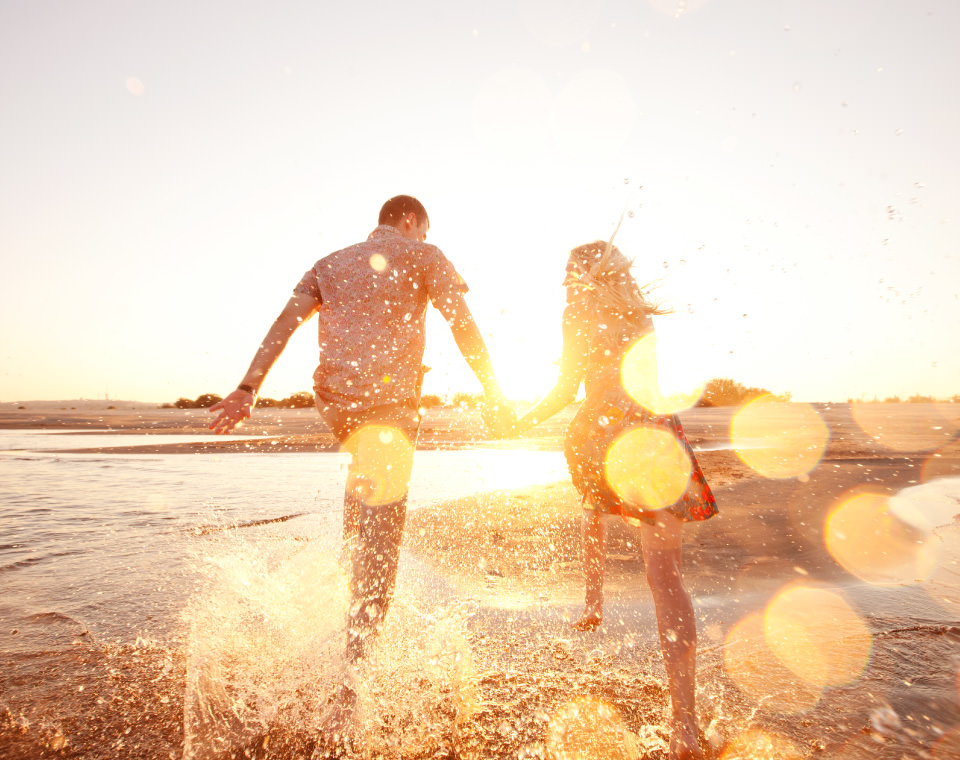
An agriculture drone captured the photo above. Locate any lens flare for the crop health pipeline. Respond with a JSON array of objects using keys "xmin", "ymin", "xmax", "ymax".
[
  {"xmin": 342, "ymin": 424, "xmax": 414, "ymax": 507},
  {"xmin": 731, "ymin": 396, "xmax": 828, "ymax": 479},
  {"xmin": 620, "ymin": 334, "xmax": 704, "ymax": 414},
  {"xmin": 722, "ymin": 613, "xmax": 822, "ymax": 713},
  {"xmin": 763, "ymin": 585, "xmax": 872, "ymax": 690},
  {"xmin": 545, "ymin": 696, "xmax": 641, "ymax": 760},
  {"xmin": 604, "ymin": 427, "xmax": 691, "ymax": 511},
  {"xmin": 851, "ymin": 401, "xmax": 960, "ymax": 452},
  {"xmin": 369, "ymin": 253, "xmax": 388, "ymax": 272},
  {"xmin": 719, "ymin": 728, "xmax": 804, "ymax": 760},
  {"xmin": 825, "ymin": 492, "xmax": 940, "ymax": 586}
]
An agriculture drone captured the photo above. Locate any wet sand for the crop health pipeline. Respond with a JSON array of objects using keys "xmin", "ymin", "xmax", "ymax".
[{"xmin": 2, "ymin": 402, "xmax": 960, "ymax": 758}]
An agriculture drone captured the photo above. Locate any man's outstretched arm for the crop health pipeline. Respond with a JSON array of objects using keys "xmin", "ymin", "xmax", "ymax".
[
  {"xmin": 436, "ymin": 291, "xmax": 515, "ymax": 433},
  {"xmin": 208, "ymin": 293, "xmax": 319, "ymax": 434}
]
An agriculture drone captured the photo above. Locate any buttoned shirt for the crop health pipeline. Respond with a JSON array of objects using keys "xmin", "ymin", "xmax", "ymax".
[{"xmin": 293, "ymin": 225, "xmax": 468, "ymax": 412}]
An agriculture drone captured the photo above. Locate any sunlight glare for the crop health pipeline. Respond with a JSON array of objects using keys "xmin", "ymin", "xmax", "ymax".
[
  {"xmin": 342, "ymin": 424, "xmax": 414, "ymax": 506},
  {"xmin": 763, "ymin": 585, "xmax": 872, "ymax": 690},
  {"xmin": 620, "ymin": 333, "xmax": 704, "ymax": 413},
  {"xmin": 605, "ymin": 427, "xmax": 691, "ymax": 511},
  {"xmin": 731, "ymin": 396, "xmax": 828, "ymax": 479},
  {"xmin": 545, "ymin": 696, "xmax": 641, "ymax": 760}
]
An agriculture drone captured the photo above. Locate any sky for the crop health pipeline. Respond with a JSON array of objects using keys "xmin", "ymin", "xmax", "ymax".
[{"xmin": 1, "ymin": 0, "xmax": 958, "ymax": 405}]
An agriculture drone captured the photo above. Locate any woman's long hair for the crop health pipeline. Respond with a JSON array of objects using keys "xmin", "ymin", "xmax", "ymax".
[{"xmin": 566, "ymin": 240, "xmax": 669, "ymax": 332}]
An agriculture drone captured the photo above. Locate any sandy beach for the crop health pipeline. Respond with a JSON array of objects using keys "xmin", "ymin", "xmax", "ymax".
[{"xmin": 1, "ymin": 401, "xmax": 959, "ymax": 759}]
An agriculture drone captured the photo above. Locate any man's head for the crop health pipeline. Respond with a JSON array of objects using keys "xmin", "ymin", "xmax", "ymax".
[{"xmin": 379, "ymin": 195, "xmax": 429, "ymax": 241}]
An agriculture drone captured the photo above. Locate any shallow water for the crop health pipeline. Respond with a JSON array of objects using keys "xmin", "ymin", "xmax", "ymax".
[
  {"xmin": 0, "ymin": 430, "xmax": 569, "ymax": 644},
  {"xmin": 2, "ymin": 430, "xmax": 960, "ymax": 759}
]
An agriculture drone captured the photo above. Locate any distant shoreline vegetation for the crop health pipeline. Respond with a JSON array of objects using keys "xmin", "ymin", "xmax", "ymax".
[{"xmin": 159, "ymin": 379, "xmax": 958, "ymax": 412}]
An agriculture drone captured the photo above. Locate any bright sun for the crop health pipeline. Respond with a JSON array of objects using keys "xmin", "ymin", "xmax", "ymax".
[{"xmin": 496, "ymin": 350, "xmax": 560, "ymax": 402}]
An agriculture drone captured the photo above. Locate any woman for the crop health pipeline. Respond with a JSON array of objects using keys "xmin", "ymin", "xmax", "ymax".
[{"xmin": 512, "ymin": 240, "xmax": 717, "ymax": 760}]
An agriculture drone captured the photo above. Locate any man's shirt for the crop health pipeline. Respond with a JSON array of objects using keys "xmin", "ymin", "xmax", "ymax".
[{"xmin": 294, "ymin": 225, "xmax": 467, "ymax": 411}]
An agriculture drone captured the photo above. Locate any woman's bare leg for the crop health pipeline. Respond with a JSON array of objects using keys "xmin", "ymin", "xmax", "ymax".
[
  {"xmin": 639, "ymin": 512, "xmax": 703, "ymax": 760},
  {"xmin": 573, "ymin": 509, "xmax": 607, "ymax": 630}
]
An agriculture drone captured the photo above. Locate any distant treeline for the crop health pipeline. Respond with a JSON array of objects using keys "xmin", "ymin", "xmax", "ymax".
[
  {"xmin": 856, "ymin": 393, "xmax": 960, "ymax": 404},
  {"xmin": 162, "ymin": 392, "xmax": 315, "ymax": 410},
  {"xmin": 162, "ymin": 381, "xmax": 957, "ymax": 412},
  {"xmin": 163, "ymin": 392, "xmax": 467, "ymax": 410},
  {"xmin": 163, "ymin": 379, "xmax": 779, "ymax": 411}
]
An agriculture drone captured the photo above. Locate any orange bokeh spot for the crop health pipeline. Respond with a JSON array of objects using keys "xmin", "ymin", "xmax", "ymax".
[
  {"xmin": 545, "ymin": 696, "xmax": 641, "ymax": 760},
  {"xmin": 763, "ymin": 585, "xmax": 872, "ymax": 690},
  {"xmin": 723, "ymin": 613, "xmax": 822, "ymax": 713},
  {"xmin": 825, "ymin": 492, "xmax": 940, "ymax": 586},
  {"xmin": 605, "ymin": 427, "xmax": 691, "ymax": 511},
  {"xmin": 731, "ymin": 395, "xmax": 829, "ymax": 479},
  {"xmin": 341, "ymin": 424, "xmax": 414, "ymax": 507},
  {"xmin": 620, "ymin": 334, "xmax": 704, "ymax": 414},
  {"xmin": 719, "ymin": 728, "xmax": 804, "ymax": 760}
]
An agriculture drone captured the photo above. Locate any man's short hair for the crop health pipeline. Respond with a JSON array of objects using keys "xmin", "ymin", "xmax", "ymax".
[{"xmin": 378, "ymin": 195, "xmax": 429, "ymax": 228}]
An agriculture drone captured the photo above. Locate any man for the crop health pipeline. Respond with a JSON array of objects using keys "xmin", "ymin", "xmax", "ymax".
[{"xmin": 209, "ymin": 194, "xmax": 512, "ymax": 668}]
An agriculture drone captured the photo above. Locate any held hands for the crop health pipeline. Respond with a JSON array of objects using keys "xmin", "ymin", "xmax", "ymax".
[
  {"xmin": 208, "ymin": 389, "xmax": 255, "ymax": 434},
  {"xmin": 480, "ymin": 395, "xmax": 519, "ymax": 438}
]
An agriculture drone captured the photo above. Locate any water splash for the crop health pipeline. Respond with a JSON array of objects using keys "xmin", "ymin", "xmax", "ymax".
[{"xmin": 181, "ymin": 526, "xmax": 479, "ymax": 759}]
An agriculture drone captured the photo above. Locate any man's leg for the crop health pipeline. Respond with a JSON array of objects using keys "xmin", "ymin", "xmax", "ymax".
[
  {"xmin": 319, "ymin": 400, "xmax": 420, "ymax": 662},
  {"xmin": 344, "ymin": 496, "xmax": 407, "ymax": 661}
]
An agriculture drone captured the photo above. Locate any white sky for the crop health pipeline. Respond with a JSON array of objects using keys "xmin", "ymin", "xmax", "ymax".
[{"xmin": 1, "ymin": 0, "xmax": 958, "ymax": 404}]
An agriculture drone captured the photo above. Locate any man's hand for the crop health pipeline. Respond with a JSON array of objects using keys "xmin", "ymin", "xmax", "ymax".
[
  {"xmin": 480, "ymin": 396, "xmax": 518, "ymax": 438},
  {"xmin": 208, "ymin": 389, "xmax": 255, "ymax": 434}
]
